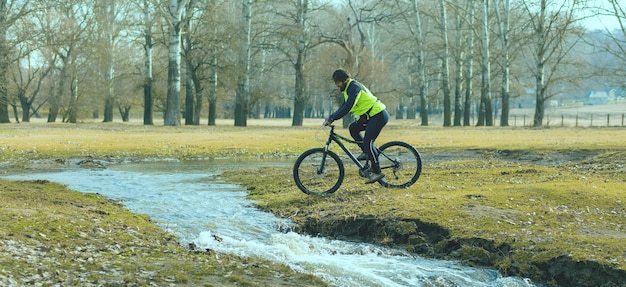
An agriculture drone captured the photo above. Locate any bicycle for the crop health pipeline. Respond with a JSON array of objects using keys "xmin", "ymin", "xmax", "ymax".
[{"xmin": 293, "ymin": 124, "xmax": 422, "ymax": 195}]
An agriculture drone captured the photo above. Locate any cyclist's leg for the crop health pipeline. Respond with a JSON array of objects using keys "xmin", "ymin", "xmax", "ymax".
[
  {"xmin": 364, "ymin": 110, "xmax": 389, "ymax": 174},
  {"xmin": 349, "ymin": 120, "xmax": 366, "ymax": 151}
]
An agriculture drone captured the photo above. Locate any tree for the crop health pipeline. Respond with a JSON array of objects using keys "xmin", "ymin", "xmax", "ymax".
[
  {"xmin": 405, "ymin": 0, "xmax": 429, "ymax": 126},
  {"xmin": 0, "ymin": 0, "xmax": 33, "ymax": 123},
  {"xmin": 39, "ymin": 1, "xmax": 91, "ymax": 123},
  {"xmin": 290, "ymin": 0, "xmax": 308, "ymax": 127},
  {"xmin": 494, "ymin": 0, "xmax": 511, "ymax": 127},
  {"xmin": 524, "ymin": 0, "xmax": 585, "ymax": 127},
  {"xmin": 463, "ymin": 0, "xmax": 476, "ymax": 126},
  {"xmin": 476, "ymin": 0, "xmax": 493, "ymax": 126},
  {"xmin": 163, "ymin": 0, "xmax": 191, "ymax": 126},
  {"xmin": 439, "ymin": 1, "xmax": 452, "ymax": 127},
  {"xmin": 11, "ymin": 53, "xmax": 54, "ymax": 122},
  {"xmin": 594, "ymin": 0, "xmax": 626, "ymax": 81},
  {"xmin": 92, "ymin": 0, "xmax": 118, "ymax": 122},
  {"xmin": 494, "ymin": 0, "xmax": 511, "ymax": 126},
  {"xmin": 234, "ymin": 0, "xmax": 252, "ymax": 127},
  {"xmin": 141, "ymin": 0, "xmax": 155, "ymax": 125},
  {"xmin": 452, "ymin": 8, "xmax": 464, "ymax": 127}
]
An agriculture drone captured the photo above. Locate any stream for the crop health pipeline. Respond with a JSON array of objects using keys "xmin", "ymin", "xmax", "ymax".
[{"xmin": 4, "ymin": 159, "xmax": 536, "ymax": 287}]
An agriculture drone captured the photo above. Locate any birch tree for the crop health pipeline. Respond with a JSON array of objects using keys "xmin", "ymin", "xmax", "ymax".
[
  {"xmin": 439, "ymin": 1, "xmax": 452, "ymax": 127},
  {"xmin": 476, "ymin": 0, "xmax": 492, "ymax": 126},
  {"xmin": 141, "ymin": 0, "xmax": 154, "ymax": 125},
  {"xmin": 163, "ymin": 0, "xmax": 190, "ymax": 126}
]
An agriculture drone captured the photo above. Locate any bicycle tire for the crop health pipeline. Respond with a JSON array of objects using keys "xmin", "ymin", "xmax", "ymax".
[
  {"xmin": 293, "ymin": 148, "xmax": 345, "ymax": 195},
  {"xmin": 377, "ymin": 141, "xmax": 422, "ymax": 188}
]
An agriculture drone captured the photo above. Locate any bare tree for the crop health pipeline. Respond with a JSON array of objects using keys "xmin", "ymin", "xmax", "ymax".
[
  {"xmin": 0, "ymin": 0, "xmax": 33, "ymax": 123},
  {"xmin": 11, "ymin": 53, "xmax": 54, "ymax": 122},
  {"xmin": 463, "ymin": 0, "xmax": 476, "ymax": 126},
  {"xmin": 141, "ymin": 0, "xmax": 155, "ymax": 125},
  {"xmin": 524, "ymin": 0, "xmax": 585, "ymax": 127},
  {"xmin": 290, "ymin": 0, "xmax": 309, "ymax": 127},
  {"xmin": 595, "ymin": 0, "xmax": 626, "ymax": 80},
  {"xmin": 494, "ymin": 0, "xmax": 510, "ymax": 126},
  {"xmin": 476, "ymin": 0, "xmax": 493, "ymax": 126},
  {"xmin": 234, "ymin": 0, "xmax": 252, "ymax": 127},
  {"xmin": 39, "ymin": 1, "xmax": 91, "ymax": 123},
  {"xmin": 163, "ymin": 0, "xmax": 190, "ymax": 126},
  {"xmin": 93, "ymin": 0, "xmax": 119, "ymax": 123},
  {"xmin": 439, "ymin": 1, "xmax": 452, "ymax": 127},
  {"xmin": 452, "ymin": 8, "xmax": 464, "ymax": 127},
  {"xmin": 406, "ymin": 0, "xmax": 429, "ymax": 126}
]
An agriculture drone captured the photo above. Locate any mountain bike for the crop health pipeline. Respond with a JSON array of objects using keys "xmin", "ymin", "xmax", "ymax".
[{"xmin": 293, "ymin": 124, "xmax": 422, "ymax": 195}]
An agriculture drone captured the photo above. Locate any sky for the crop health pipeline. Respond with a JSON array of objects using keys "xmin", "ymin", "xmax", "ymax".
[{"xmin": 583, "ymin": 13, "xmax": 623, "ymax": 31}]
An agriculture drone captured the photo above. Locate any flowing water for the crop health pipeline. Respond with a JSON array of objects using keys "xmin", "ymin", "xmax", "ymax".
[{"xmin": 4, "ymin": 160, "xmax": 537, "ymax": 287}]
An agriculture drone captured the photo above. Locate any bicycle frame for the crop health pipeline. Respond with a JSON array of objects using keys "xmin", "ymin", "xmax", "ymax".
[{"xmin": 323, "ymin": 125, "xmax": 366, "ymax": 170}]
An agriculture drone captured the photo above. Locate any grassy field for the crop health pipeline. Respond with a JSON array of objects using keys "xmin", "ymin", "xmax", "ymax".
[{"xmin": 1, "ymin": 120, "xmax": 625, "ymax": 286}]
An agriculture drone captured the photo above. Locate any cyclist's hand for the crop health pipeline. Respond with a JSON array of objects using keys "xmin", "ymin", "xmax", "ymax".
[{"xmin": 324, "ymin": 118, "xmax": 333, "ymax": 126}]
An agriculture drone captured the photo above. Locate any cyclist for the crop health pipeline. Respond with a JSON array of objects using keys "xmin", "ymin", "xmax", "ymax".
[{"xmin": 324, "ymin": 68, "xmax": 390, "ymax": 184}]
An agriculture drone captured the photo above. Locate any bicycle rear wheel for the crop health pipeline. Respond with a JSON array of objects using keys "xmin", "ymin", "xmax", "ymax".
[
  {"xmin": 293, "ymin": 148, "xmax": 345, "ymax": 195},
  {"xmin": 377, "ymin": 141, "xmax": 422, "ymax": 188}
]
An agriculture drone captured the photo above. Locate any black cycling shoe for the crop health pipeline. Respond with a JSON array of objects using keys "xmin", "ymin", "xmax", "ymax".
[{"xmin": 365, "ymin": 172, "xmax": 384, "ymax": 184}]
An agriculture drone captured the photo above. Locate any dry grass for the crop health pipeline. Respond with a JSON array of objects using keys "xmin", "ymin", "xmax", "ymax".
[
  {"xmin": 1, "ymin": 120, "xmax": 624, "ymax": 159},
  {"xmin": 1, "ymin": 120, "xmax": 625, "ymax": 286}
]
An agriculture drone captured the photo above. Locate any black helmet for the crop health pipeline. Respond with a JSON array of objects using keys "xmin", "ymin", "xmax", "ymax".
[{"xmin": 332, "ymin": 69, "xmax": 350, "ymax": 82}]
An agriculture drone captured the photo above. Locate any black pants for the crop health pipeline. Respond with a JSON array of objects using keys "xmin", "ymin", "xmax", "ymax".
[{"xmin": 349, "ymin": 109, "xmax": 389, "ymax": 174}]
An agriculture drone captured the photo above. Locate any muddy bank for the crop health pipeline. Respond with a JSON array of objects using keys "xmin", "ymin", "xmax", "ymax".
[{"xmin": 294, "ymin": 216, "xmax": 626, "ymax": 287}]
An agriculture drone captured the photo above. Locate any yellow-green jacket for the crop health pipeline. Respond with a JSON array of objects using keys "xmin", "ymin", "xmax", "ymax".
[{"xmin": 330, "ymin": 79, "xmax": 386, "ymax": 121}]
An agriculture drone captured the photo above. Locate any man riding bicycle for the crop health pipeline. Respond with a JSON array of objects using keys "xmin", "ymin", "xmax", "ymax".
[{"xmin": 324, "ymin": 68, "xmax": 390, "ymax": 184}]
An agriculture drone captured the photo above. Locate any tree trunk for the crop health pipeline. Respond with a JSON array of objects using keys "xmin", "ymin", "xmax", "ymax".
[
  {"xmin": 193, "ymin": 72, "xmax": 203, "ymax": 125},
  {"xmin": 164, "ymin": 0, "xmax": 189, "ymax": 126},
  {"xmin": 463, "ymin": 0, "xmax": 475, "ymax": 126},
  {"xmin": 291, "ymin": 0, "xmax": 308, "ymax": 127},
  {"xmin": 143, "ymin": 0, "xmax": 154, "ymax": 125},
  {"xmin": 234, "ymin": 0, "xmax": 252, "ymax": 127},
  {"xmin": 19, "ymin": 92, "xmax": 30, "ymax": 122},
  {"xmin": 439, "ymin": 1, "xmax": 451, "ymax": 127},
  {"xmin": 185, "ymin": 61, "xmax": 194, "ymax": 125},
  {"xmin": 477, "ymin": 0, "xmax": 493, "ymax": 126},
  {"xmin": 453, "ymin": 13, "xmax": 464, "ymax": 127},
  {"xmin": 496, "ymin": 0, "xmax": 510, "ymax": 126},
  {"xmin": 68, "ymin": 76, "xmax": 78, "ymax": 123},
  {"xmin": 208, "ymin": 47, "xmax": 217, "ymax": 126},
  {"xmin": 102, "ymin": 1, "xmax": 115, "ymax": 123},
  {"xmin": 0, "ymin": 2, "xmax": 10, "ymax": 124},
  {"xmin": 533, "ymin": 0, "xmax": 547, "ymax": 127},
  {"xmin": 292, "ymin": 56, "xmax": 306, "ymax": 126},
  {"xmin": 49, "ymin": 57, "xmax": 69, "ymax": 123},
  {"xmin": 412, "ymin": 0, "xmax": 428, "ymax": 126}
]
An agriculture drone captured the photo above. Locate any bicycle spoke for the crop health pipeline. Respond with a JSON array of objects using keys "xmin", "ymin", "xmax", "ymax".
[
  {"xmin": 293, "ymin": 149, "xmax": 344, "ymax": 194},
  {"xmin": 378, "ymin": 142, "xmax": 422, "ymax": 188}
]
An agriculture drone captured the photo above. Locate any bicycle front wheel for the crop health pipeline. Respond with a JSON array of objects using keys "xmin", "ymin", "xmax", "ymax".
[
  {"xmin": 377, "ymin": 141, "xmax": 422, "ymax": 188},
  {"xmin": 293, "ymin": 148, "xmax": 345, "ymax": 195}
]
